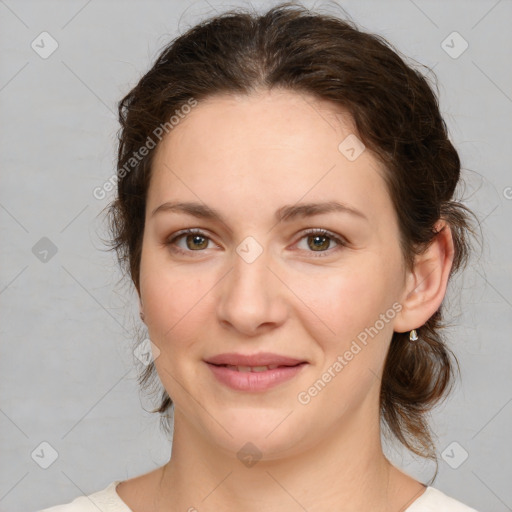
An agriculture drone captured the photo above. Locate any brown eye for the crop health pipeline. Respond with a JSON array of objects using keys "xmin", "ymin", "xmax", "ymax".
[
  {"xmin": 296, "ymin": 229, "xmax": 347, "ymax": 257},
  {"xmin": 307, "ymin": 234, "xmax": 331, "ymax": 251},
  {"xmin": 166, "ymin": 229, "xmax": 214, "ymax": 254},
  {"xmin": 183, "ymin": 233, "xmax": 209, "ymax": 250}
]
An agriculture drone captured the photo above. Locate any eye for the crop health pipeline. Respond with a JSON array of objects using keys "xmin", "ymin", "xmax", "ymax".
[
  {"xmin": 166, "ymin": 228, "xmax": 347, "ymax": 257},
  {"xmin": 295, "ymin": 229, "xmax": 347, "ymax": 257},
  {"xmin": 166, "ymin": 228, "xmax": 217, "ymax": 255}
]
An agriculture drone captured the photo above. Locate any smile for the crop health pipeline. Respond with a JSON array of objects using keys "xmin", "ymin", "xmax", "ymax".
[
  {"xmin": 223, "ymin": 364, "xmax": 280, "ymax": 372},
  {"xmin": 206, "ymin": 361, "xmax": 308, "ymax": 391}
]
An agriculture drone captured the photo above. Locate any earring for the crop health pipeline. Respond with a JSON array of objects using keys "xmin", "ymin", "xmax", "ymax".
[
  {"xmin": 140, "ymin": 310, "xmax": 145, "ymax": 322},
  {"xmin": 409, "ymin": 329, "xmax": 418, "ymax": 341}
]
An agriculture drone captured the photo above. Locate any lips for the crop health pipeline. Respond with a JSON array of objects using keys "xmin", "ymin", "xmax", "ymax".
[
  {"xmin": 205, "ymin": 352, "xmax": 308, "ymax": 391},
  {"xmin": 222, "ymin": 364, "xmax": 280, "ymax": 372},
  {"xmin": 205, "ymin": 352, "xmax": 306, "ymax": 368}
]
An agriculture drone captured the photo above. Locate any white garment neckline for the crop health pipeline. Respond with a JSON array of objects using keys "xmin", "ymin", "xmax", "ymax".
[{"xmin": 110, "ymin": 481, "xmax": 435, "ymax": 511}]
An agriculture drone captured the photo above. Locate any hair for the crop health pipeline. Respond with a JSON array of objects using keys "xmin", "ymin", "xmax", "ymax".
[{"xmin": 104, "ymin": 2, "xmax": 479, "ymax": 479}]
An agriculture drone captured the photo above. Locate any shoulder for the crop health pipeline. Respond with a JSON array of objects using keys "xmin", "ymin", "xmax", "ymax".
[
  {"xmin": 37, "ymin": 481, "xmax": 131, "ymax": 512},
  {"xmin": 406, "ymin": 486, "xmax": 479, "ymax": 512}
]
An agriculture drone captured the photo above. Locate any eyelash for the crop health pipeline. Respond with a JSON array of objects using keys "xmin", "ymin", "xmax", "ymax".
[{"xmin": 165, "ymin": 228, "xmax": 347, "ymax": 258}]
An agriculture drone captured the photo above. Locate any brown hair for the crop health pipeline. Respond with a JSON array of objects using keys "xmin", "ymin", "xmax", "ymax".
[{"xmin": 104, "ymin": 2, "xmax": 478, "ymax": 474}]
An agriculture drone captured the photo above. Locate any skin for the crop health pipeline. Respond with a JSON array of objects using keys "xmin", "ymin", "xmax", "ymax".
[{"xmin": 116, "ymin": 89, "xmax": 454, "ymax": 512}]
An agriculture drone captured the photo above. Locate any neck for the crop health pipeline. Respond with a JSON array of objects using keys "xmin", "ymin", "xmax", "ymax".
[{"xmin": 153, "ymin": 407, "xmax": 421, "ymax": 512}]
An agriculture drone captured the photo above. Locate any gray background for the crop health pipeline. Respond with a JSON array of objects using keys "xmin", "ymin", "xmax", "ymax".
[{"xmin": 1, "ymin": 1, "xmax": 511, "ymax": 511}]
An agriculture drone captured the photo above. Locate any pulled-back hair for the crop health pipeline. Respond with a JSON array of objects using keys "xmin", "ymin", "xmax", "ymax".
[{"xmin": 105, "ymin": 2, "xmax": 478, "ymax": 471}]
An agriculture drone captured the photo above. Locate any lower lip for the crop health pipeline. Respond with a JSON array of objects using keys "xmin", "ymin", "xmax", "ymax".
[{"xmin": 206, "ymin": 362, "xmax": 307, "ymax": 391}]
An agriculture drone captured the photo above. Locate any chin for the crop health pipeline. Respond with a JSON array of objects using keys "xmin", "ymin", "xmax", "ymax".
[{"xmin": 198, "ymin": 406, "xmax": 312, "ymax": 461}]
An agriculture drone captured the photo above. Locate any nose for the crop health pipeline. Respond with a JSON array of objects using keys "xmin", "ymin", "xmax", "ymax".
[{"xmin": 216, "ymin": 244, "xmax": 288, "ymax": 337}]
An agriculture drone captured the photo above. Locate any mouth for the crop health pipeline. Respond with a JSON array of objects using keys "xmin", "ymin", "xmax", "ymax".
[
  {"xmin": 204, "ymin": 353, "xmax": 308, "ymax": 391},
  {"xmin": 208, "ymin": 362, "xmax": 306, "ymax": 372},
  {"xmin": 205, "ymin": 352, "xmax": 307, "ymax": 367}
]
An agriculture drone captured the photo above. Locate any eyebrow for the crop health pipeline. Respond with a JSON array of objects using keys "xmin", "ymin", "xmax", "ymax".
[{"xmin": 151, "ymin": 200, "xmax": 368, "ymax": 223}]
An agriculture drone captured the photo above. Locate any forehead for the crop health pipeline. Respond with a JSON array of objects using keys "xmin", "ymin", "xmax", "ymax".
[
  {"xmin": 155, "ymin": 89, "xmax": 357, "ymax": 158},
  {"xmin": 148, "ymin": 89, "xmax": 394, "ymax": 226}
]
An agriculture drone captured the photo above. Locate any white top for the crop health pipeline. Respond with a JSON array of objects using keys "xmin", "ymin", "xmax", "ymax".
[{"xmin": 39, "ymin": 480, "xmax": 480, "ymax": 511}]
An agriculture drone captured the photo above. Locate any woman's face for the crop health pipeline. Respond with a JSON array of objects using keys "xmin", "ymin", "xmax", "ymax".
[{"xmin": 139, "ymin": 89, "xmax": 408, "ymax": 458}]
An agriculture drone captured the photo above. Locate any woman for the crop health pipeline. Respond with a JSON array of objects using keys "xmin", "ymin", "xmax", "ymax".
[{"xmin": 41, "ymin": 2, "xmax": 479, "ymax": 511}]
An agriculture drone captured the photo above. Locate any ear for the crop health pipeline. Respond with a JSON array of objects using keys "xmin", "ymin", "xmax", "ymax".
[{"xmin": 393, "ymin": 220, "xmax": 455, "ymax": 333}]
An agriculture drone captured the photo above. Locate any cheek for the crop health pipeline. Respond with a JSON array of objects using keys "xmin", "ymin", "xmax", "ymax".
[
  {"xmin": 296, "ymin": 262, "xmax": 393, "ymax": 343},
  {"xmin": 142, "ymin": 272, "xmax": 207, "ymax": 343},
  {"xmin": 139, "ymin": 243, "xmax": 224, "ymax": 363},
  {"xmin": 141, "ymin": 265, "xmax": 211, "ymax": 399},
  {"xmin": 296, "ymin": 268, "xmax": 398, "ymax": 409}
]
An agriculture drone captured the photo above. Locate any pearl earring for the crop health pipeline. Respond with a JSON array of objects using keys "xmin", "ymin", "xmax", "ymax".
[{"xmin": 409, "ymin": 329, "xmax": 418, "ymax": 341}]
